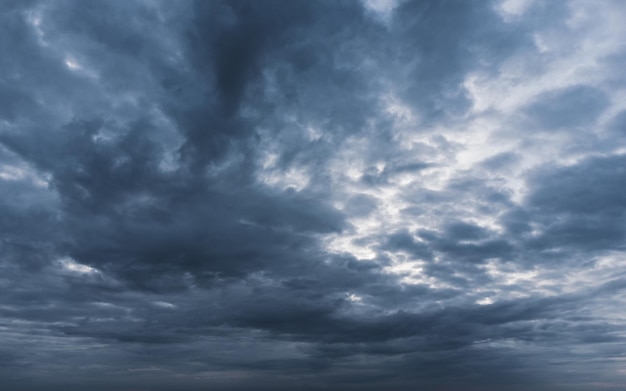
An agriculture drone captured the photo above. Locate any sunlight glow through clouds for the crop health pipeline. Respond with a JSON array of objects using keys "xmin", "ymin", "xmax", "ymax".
[
  {"xmin": 0, "ymin": 164, "xmax": 50, "ymax": 187},
  {"xmin": 64, "ymin": 57, "xmax": 80, "ymax": 71},
  {"xmin": 361, "ymin": 0, "xmax": 400, "ymax": 24},
  {"xmin": 58, "ymin": 257, "xmax": 99, "ymax": 275}
]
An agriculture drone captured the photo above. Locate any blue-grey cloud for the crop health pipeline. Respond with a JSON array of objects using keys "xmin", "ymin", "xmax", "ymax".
[{"xmin": 1, "ymin": 1, "xmax": 626, "ymax": 390}]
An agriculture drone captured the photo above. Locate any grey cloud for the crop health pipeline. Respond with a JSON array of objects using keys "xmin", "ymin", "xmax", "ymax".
[
  {"xmin": 444, "ymin": 221, "xmax": 491, "ymax": 241},
  {"xmin": 524, "ymin": 154, "xmax": 626, "ymax": 252},
  {"xmin": 343, "ymin": 193, "xmax": 379, "ymax": 217},
  {"xmin": 383, "ymin": 230, "xmax": 433, "ymax": 260},
  {"xmin": 524, "ymin": 85, "xmax": 610, "ymax": 130},
  {"xmin": 2, "ymin": 0, "xmax": 626, "ymax": 390},
  {"xmin": 390, "ymin": 0, "xmax": 537, "ymax": 123},
  {"xmin": 479, "ymin": 152, "xmax": 521, "ymax": 172}
]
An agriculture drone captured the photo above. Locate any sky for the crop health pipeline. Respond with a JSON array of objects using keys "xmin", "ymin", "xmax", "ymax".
[{"xmin": 1, "ymin": 0, "xmax": 626, "ymax": 390}]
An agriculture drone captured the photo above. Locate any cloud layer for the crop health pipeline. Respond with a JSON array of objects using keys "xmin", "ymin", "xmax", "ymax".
[{"xmin": 1, "ymin": 1, "xmax": 626, "ymax": 390}]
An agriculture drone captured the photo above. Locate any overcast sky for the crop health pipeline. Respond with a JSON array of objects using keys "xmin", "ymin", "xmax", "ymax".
[{"xmin": 1, "ymin": 0, "xmax": 626, "ymax": 390}]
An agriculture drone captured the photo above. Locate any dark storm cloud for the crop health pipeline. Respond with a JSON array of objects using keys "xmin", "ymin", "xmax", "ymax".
[
  {"xmin": 0, "ymin": 0, "xmax": 363, "ymax": 284},
  {"xmin": 2, "ymin": 0, "xmax": 626, "ymax": 390}
]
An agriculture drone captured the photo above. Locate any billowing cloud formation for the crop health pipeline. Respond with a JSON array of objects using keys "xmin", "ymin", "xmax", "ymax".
[{"xmin": 1, "ymin": 1, "xmax": 626, "ymax": 390}]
